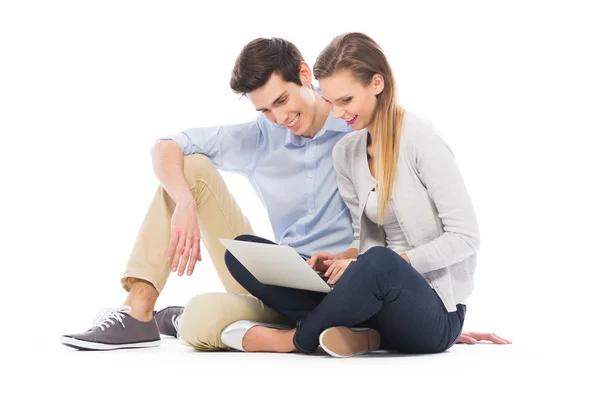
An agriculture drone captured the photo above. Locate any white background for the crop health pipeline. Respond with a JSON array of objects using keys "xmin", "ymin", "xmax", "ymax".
[{"xmin": 1, "ymin": 0, "xmax": 599, "ymax": 416}]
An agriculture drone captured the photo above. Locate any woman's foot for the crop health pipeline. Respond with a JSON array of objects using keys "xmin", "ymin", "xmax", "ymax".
[
  {"xmin": 242, "ymin": 326, "xmax": 296, "ymax": 352},
  {"xmin": 319, "ymin": 327, "xmax": 380, "ymax": 358}
]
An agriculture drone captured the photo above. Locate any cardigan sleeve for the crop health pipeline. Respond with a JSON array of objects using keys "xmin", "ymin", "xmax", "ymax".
[
  {"xmin": 332, "ymin": 140, "xmax": 361, "ymax": 250},
  {"xmin": 404, "ymin": 119, "xmax": 480, "ymax": 273}
]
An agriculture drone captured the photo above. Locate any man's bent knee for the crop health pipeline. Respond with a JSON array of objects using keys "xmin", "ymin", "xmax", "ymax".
[
  {"xmin": 182, "ymin": 154, "xmax": 218, "ymax": 189},
  {"xmin": 177, "ymin": 292, "xmax": 286, "ymax": 351},
  {"xmin": 178, "ymin": 293, "xmax": 235, "ymax": 350}
]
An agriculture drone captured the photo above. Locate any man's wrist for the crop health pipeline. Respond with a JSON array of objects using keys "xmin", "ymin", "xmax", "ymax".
[{"xmin": 173, "ymin": 190, "xmax": 194, "ymax": 206}]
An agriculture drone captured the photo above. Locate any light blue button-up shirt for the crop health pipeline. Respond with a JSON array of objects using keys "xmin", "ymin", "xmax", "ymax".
[{"xmin": 162, "ymin": 112, "xmax": 355, "ymax": 258}]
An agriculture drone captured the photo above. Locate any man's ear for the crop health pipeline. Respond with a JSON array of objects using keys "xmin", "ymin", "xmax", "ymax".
[{"xmin": 299, "ymin": 61, "xmax": 312, "ymax": 87}]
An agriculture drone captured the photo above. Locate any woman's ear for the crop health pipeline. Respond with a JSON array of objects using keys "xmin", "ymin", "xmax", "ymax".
[{"xmin": 372, "ymin": 73, "xmax": 385, "ymax": 95}]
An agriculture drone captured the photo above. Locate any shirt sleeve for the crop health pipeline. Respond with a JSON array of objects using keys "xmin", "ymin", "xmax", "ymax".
[
  {"xmin": 156, "ymin": 117, "xmax": 265, "ymax": 176},
  {"xmin": 404, "ymin": 118, "xmax": 481, "ymax": 273},
  {"xmin": 332, "ymin": 140, "xmax": 361, "ymax": 250}
]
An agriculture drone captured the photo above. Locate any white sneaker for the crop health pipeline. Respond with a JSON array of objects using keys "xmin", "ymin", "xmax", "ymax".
[{"xmin": 220, "ymin": 320, "xmax": 293, "ymax": 352}]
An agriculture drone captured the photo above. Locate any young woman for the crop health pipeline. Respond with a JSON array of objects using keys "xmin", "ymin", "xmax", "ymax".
[{"xmin": 221, "ymin": 33, "xmax": 510, "ymax": 357}]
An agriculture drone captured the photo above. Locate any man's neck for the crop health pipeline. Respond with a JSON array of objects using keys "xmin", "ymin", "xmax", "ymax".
[{"xmin": 302, "ymin": 94, "xmax": 330, "ymax": 139}]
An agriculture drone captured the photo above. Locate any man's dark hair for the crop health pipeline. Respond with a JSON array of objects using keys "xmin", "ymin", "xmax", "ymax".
[{"xmin": 230, "ymin": 37, "xmax": 305, "ymax": 95}]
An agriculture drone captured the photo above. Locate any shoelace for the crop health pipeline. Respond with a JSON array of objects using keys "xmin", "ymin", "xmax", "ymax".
[
  {"xmin": 171, "ymin": 314, "xmax": 180, "ymax": 335},
  {"xmin": 91, "ymin": 306, "xmax": 131, "ymax": 331}
]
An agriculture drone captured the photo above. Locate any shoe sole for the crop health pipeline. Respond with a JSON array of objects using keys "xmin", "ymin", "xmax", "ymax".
[
  {"xmin": 319, "ymin": 327, "xmax": 381, "ymax": 358},
  {"xmin": 60, "ymin": 336, "xmax": 161, "ymax": 351}
]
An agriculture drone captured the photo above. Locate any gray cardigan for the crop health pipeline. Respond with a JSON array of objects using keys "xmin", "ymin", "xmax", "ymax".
[{"xmin": 332, "ymin": 110, "xmax": 481, "ymax": 312}]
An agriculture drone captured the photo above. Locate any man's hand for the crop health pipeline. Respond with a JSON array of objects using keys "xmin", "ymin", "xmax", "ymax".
[
  {"xmin": 307, "ymin": 252, "xmax": 336, "ymax": 273},
  {"xmin": 322, "ymin": 258, "xmax": 356, "ymax": 285},
  {"xmin": 457, "ymin": 332, "xmax": 512, "ymax": 345},
  {"xmin": 167, "ymin": 197, "xmax": 202, "ymax": 276}
]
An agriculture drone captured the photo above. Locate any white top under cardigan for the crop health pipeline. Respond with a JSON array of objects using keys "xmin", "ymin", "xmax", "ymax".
[
  {"xmin": 364, "ymin": 190, "xmax": 411, "ymax": 256},
  {"xmin": 332, "ymin": 110, "xmax": 480, "ymax": 312}
]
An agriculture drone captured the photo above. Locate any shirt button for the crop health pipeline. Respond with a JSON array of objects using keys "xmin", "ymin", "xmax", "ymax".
[
  {"xmin": 411, "ymin": 244, "xmax": 416, "ymax": 248},
  {"xmin": 309, "ymin": 141, "xmax": 315, "ymax": 147},
  {"xmin": 307, "ymin": 172, "xmax": 314, "ymax": 178},
  {"xmin": 308, "ymin": 209, "xmax": 313, "ymax": 215}
]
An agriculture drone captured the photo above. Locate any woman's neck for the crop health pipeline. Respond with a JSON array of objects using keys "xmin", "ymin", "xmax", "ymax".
[{"xmin": 366, "ymin": 132, "xmax": 375, "ymax": 160}]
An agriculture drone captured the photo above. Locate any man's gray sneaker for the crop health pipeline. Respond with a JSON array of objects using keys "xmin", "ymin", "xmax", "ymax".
[
  {"xmin": 154, "ymin": 306, "xmax": 184, "ymax": 338},
  {"xmin": 60, "ymin": 306, "xmax": 161, "ymax": 351}
]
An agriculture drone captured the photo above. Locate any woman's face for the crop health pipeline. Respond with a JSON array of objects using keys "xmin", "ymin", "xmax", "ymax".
[
  {"xmin": 247, "ymin": 63, "xmax": 317, "ymax": 137},
  {"xmin": 319, "ymin": 69, "xmax": 384, "ymax": 131}
]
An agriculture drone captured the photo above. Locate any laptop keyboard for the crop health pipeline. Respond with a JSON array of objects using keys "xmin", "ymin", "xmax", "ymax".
[{"xmin": 317, "ymin": 272, "xmax": 335, "ymax": 289}]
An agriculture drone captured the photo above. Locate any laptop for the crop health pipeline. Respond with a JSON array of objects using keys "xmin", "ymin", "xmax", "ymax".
[{"xmin": 219, "ymin": 238, "xmax": 334, "ymax": 293}]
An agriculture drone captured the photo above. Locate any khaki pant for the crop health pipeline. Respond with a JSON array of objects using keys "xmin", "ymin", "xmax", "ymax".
[{"xmin": 121, "ymin": 154, "xmax": 287, "ymax": 350}]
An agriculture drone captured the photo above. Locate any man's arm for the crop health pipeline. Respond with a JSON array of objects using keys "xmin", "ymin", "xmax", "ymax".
[
  {"xmin": 150, "ymin": 118, "xmax": 265, "ymax": 276},
  {"xmin": 160, "ymin": 118, "xmax": 265, "ymax": 176},
  {"xmin": 151, "ymin": 139, "xmax": 193, "ymax": 205},
  {"xmin": 151, "ymin": 139, "xmax": 200, "ymax": 276}
]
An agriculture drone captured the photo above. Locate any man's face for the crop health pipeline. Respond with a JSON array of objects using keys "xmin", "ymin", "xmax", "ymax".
[{"xmin": 247, "ymin": 70, "xmax": 317, "ymax": 136}]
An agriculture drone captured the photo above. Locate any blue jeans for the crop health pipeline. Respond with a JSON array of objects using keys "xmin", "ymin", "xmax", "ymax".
[{"xmin": 224, "ymin": 234, "xmax": 466, "ymax": 354}]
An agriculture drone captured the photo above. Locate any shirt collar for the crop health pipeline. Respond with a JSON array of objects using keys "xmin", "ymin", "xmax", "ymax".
[{"xmin": 285, "ymin": 111, "xmax": 350, "ymax": 148}]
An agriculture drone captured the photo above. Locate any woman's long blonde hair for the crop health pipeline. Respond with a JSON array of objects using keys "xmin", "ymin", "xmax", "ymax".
[{"xmin": 314, "ymin": 33, "xmax": 404, "ymax": 225}]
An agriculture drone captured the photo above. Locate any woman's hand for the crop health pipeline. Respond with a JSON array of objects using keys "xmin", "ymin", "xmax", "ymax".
[
  {"xmin": 457, "ymin": 332, "xmax": 512, "ymax": 345},
  {"xmin": 307, "ymin": 252, "xmax": 336, "ymax": 273},
  {"xmin": 322, "ymin": 258, "xmax": 356, "ymax": 285}
]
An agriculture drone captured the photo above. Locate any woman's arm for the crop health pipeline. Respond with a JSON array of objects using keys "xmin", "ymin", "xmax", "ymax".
[
  {"xmin": 404, "ymin": 119, "xmax": 481, "ymax": 274},
  {"xmin": 332, "ymin": 141, "xmax": 362, "ymax": 252}
]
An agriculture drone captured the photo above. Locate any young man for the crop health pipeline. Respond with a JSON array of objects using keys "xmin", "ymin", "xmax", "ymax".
[{"xmin": 61, "ymin": 38, "xmax": 509, "ymax": 351}]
